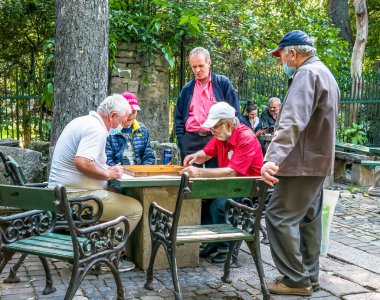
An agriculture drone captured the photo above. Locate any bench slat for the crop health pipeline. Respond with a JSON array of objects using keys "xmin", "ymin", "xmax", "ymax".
[
  {"xmin": 361, "ymin": 160, "xmax": 380, "ymax": 168},
  {"xmin": 4, "ymin": 237, "xmax": 74, "ymax": 260},
  {"xmin": 176, "ymin": 224, "xmax": 253, "ymax": 244},
  {"xmin": 335, "ymin": 141, "xmax": 370, "ymax": 155}
]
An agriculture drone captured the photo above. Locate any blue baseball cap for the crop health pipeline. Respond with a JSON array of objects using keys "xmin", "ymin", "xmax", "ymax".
[{"xmin": 269, "ymin": 30, "xmax": 315, "ymax": 57}]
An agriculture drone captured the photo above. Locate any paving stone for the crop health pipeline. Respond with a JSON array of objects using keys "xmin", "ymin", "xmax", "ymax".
[
  {"xmin": 342, "ymin": 293, "xmax": 380, "ymax": 300},
  {"xmin": 319, "ymin": 273, "xmax": 369, "ymax": 296}
]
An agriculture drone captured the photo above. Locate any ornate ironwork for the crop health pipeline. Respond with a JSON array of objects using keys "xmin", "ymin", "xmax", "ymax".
[{"xmin": 0, "ymin": 211, "xmax": 54, "ymax": 243}]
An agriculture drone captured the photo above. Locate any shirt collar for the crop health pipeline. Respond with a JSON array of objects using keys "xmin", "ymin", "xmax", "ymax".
[
  {"xmin": 195, "ymin": 72, "xmax": 212, "ymax": 87},
  {"xmin": 89, "ymin": 111, "xmax": 107, "ymax": 133}
]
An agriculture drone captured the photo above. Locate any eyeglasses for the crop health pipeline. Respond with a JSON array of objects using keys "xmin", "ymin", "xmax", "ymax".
[{"xmin": 211, "ymin": 121, "xmax": 226, "ymax": 131}]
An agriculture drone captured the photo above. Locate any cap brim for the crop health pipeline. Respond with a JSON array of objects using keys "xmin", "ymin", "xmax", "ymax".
[
  {"xmin": 268, "ymin": 46, "xmax": 281, "ymax": 57},
  {"xmin": 201, "ymin": 118, "xmax": 220, "ymax": 129},
  {"xmin": 131, "ymin": 104, "xmax": 141, "ymax": 111}
]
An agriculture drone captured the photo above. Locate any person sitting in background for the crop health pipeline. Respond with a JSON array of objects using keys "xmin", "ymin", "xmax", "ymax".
[
  {"xmin": 244, "ymin": 102, "xmax": 266, "ymax": 154},
  {"xmin": 180, "ymin": 102, "xmax": 263, "ymax": 263},
  {"xmin": 259, "ymin": 97, "xmax": 282, "ymax": 134},
  {"xmin": 106, "ymin": 92, "xmax": 155, "ymax": 168},
  {"xmin": 244, "ymin": 102, "xmax": 262, "ymax": 133}
]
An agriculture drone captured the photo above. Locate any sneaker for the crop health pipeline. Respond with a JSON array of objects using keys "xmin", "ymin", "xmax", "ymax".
[
  {"xmin": 101, "ymin": 259, "xmax": 135, "ymax": 272},
  {"xmin": 268, "ymin": 282, "xmax": 312, "ymax": 296},
  {"xmin": 275, "ymin": 274, "xmax": 320, "ymax": 292}
]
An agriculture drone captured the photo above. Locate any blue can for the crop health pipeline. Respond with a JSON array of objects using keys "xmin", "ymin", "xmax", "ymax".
[{"xmin": 163, "ymin": 149, "xmax": 173, "ymax": 165}]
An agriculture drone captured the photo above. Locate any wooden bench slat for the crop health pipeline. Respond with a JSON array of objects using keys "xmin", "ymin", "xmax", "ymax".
[
  {"xmin": 176, "ymin": 224, "xmax": 253, "ymax": 244},
  {"xmin": 361, "ymin": 160, "xmax": 380, "ymax": 168},
  {"xmin": 21, "ymin": 237, "xmax": 75, "ymax": 251},
  {"xmin": 4, "ymin": 239, "xmax": 74, "ymax": 260}
]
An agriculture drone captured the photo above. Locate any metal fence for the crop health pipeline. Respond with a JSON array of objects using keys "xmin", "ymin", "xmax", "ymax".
[
  {"xmin": 0, "ymin": 65, "xmax": 51, "ymax": 145},
  {"xmin": 1, "ymin": 63, "xmax": 379, "ymax": 146}
]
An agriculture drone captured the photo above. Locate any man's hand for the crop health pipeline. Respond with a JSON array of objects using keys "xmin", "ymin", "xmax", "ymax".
[
  {"xmin": 261, "ymin": 161, "xmax": 279, "ymax": 186},
  {"xmin": 180, "ymin": 166, "xmax": 203, "ymax": 178},
  {"xmin": 107, "ymin": 164, "xmax": 124, "ymax": 180},
  {"xmin": 183, "ymin": 153, "xmax": 198, "ymax": 167}
]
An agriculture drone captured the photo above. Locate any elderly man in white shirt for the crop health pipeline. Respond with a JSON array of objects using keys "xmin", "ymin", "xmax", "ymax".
[{"xmin": 49, "ymin": 94, "xmax": 143, "ymax": 271}]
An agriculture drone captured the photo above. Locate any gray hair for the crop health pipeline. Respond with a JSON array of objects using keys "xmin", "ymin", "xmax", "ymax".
[
  {"xmin": 189, "ymin": 47, "xmax": 211, "ymax": 63},
  {"xmin": 221, "ymin": 117, "xmax": 240, "ymax": 127},
  {"xmin": 268, "ymin": 97, "xmax": 282, "ymax": 106},
  {"xmin": 97, "ymin": 94, "xmax": 132, "ymax": 117},
  {"xmin": 284, "ymin": 45, "xmax": 316, "ymax": 57}
]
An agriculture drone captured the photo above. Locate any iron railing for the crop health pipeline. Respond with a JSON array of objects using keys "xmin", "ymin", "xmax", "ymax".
[
  {"xmin": 1, "ymin": 63, "xmax": 379, "ymax": 146},
  {"xmin": 0, "ymin": 65, "xmax": 51, "ymax": 145}
]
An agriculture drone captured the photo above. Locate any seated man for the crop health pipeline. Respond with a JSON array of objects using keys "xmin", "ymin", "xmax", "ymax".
[
  {"xmin": 106, "ymin": 92, "xmax": 155, "ymax": 167},
  {"xmin": 48, "ymin": 94, "xmax": 143, "ymax": 271},
  {"xmin": 181, "ymin": 101, "xmax": 263, "ymax": 263},
  {"xmin": 258, "ymin": 97, "xmax": 282, "ymax": 134}
]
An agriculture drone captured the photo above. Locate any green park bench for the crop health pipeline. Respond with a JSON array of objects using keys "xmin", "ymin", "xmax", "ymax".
[
  {"xmin": 361, "ymin": 160, "xmax": 380, "ymax": 197},
  {"xmin": 334, "ymin": 141, "xmax": 380, "ymax": 186},
  {"xmin": 0, "ymin": 184, "xmax": 129, "ymax": 300},
  {"xmin": 144, "ymin": 173, "xmax": 270, "ymax": 300}
]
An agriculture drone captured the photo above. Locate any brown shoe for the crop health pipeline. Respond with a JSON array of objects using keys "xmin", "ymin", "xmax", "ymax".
[
  {"xmin": 268, "ymin": 282, "xmax": 312, "ymax": 296},
  {"xmin": 275, "ymin": 274, "xmax": 320, "ymax": 292}
]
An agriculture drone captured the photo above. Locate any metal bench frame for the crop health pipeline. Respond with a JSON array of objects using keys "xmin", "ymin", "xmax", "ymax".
[
  {"xmin": 144, "ymin": 173, "xmax": 270, "ymax": 300},
  {"xmin": 0, "ymin": 184, "xmax": 128, "ymax": 300}
]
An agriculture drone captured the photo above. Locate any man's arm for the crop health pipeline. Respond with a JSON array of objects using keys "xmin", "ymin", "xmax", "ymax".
[
  {"xmin": 181, "ymin": 166, "xmax": 237, "ymax": 178},
  {"xmin": 183, "ymin": 150, "xmax": 212, "ymax": 166},
  {"xmin": 74, "ymin": 157, "xmax": 123, "ymax": 180}
]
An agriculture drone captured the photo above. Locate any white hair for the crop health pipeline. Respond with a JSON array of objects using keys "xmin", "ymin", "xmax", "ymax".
[
  {"xmin": 97, "ymin": 94, "xmax": 132, "ymax": 117},
  {"xmin": 189, "ymin": 47, "xmax": 211, "ymax": 63},
  {"xmin": 284, "ymin": 45, "xmax": 316, "ymax": 56},
  {"xmin": 268, "ymin": 97, "xmax": 282, "ymax": 106}
]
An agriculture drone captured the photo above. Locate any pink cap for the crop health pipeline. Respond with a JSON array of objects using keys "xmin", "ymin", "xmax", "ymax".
[{"xmin": 121, "ymin": 92, "xmax": 141, "ymax": 111}]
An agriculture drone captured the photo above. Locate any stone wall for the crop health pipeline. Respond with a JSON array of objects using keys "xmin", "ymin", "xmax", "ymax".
[{"xmin": 111, "ymin": 42, "xmax": 170, "ymax": 142}]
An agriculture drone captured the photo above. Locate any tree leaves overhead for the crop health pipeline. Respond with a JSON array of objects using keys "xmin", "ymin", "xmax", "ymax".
[{"xmin": 109, "ymin": 0, "xmax": 351, "ymax": 73}]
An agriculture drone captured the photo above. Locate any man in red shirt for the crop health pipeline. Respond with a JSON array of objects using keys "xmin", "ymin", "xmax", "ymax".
[{"xmin": 181, "ymin": 102, "xmax": 263, "ymax": 262}]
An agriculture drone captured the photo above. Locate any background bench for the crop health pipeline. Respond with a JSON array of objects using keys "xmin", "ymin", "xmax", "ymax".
[
  {"xmin": 334, "ymin": 141, "xmax": 380, "ymax": 186},
  {"xmin": 144, "ymin": 173, "xmax": 270, "ymax": 300},
  {"xmin": 361, "ymin": 160, "xmax": 380, "ymax": 196},
  {"xmin": 0, "ymin": 184, "xmax": 129, "ymax": 300}
]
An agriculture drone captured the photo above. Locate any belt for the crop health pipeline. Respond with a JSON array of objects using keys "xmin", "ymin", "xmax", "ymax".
[{"xmin": 188, "ymin": 131, "xmax": 212, "ymax": 137}]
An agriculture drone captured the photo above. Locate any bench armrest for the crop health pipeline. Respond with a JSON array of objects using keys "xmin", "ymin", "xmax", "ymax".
[
  {"xmin": 0, "ymin": 210, "xmax": 55, "ymax": 243},
  {"xmin": 55, "ymin": 194, "xmax": 104, "ymax": 230},
  {"xmin": 224, "ymin": 198, "xmax": 264, "ymax": 234},
  {"xmin": 75, "ymin": 216, "xmax": 130, "ymax": 257}
]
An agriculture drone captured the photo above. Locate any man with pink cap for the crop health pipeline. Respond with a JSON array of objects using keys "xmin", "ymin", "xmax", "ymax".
[{"xmin": 106, "ymin": 91, "xmax": 155, "ymax": 172}]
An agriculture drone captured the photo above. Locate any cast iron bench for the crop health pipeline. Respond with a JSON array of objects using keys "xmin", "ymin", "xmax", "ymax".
[
  {"xmin": 144, "ymin": 173, "xmax": 270, "ymax": 300},
  {"xmin": 0, "ymin": 184, "xmax": 129, "ymax": 300}
]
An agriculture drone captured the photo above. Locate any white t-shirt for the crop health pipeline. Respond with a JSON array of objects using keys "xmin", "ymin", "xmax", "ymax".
[{"xmin": 48, "ymin": 111, "xmax": 109, "ymax": 192}]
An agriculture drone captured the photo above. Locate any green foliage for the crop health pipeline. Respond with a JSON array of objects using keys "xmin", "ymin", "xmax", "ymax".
[
  {"xmin": 108, "ymin": 0, "xmax": 351, "ymax": 74},
  {"xmin": 0, "ymin": 0, "xmax": 55, "ymax": 67},
  {"xmin": 338, "ymin": 122, "xmax": 368, "ymax": 145}
]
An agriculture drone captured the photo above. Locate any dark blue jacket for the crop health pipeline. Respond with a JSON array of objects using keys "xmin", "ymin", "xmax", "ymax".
[
  {"xmin": 174, "ymin": 72, "xmax": 248, "ymax": 142},
  {"xmin": 106, "ymin": 120, "xmax": 155, "ymax": 166}
]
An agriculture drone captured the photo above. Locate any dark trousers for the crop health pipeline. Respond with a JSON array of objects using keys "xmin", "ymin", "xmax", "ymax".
[
  {"xmin": 179, "ymin": 132, "xmax": 218, "ymax": 168},
  {"xmin": 265, "ymin": 176, "xmax": 324, "ymax": 288}
]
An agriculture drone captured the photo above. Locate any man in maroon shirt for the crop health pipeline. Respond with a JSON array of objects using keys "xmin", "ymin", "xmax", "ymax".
[{"xmin": 181, "ymin": 102, "xmax": 263, "ymax": 262}]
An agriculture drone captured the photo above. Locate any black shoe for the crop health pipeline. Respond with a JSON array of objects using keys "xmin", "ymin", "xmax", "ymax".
[
  {"xmin": 212, "ymin": 252, "xmax": 227, "ymax": 263},
  {"xmin": 199, "ymin": 244, "xmax": 218, "ymax": 257}
]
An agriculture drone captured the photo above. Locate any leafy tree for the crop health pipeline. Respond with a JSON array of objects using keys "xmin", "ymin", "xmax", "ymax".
[{"xmin": 0, "ymin": 0, "xmax": 54, "ymax": 68}]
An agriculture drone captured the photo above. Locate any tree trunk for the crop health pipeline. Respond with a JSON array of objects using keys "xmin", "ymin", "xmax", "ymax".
[
  {"xmin": 51, "ymin": 0, "xmax": 109, "ymax": 146},
  {"xmin": 351, "ymin": 0, "xmax": 368, "ymax": 101},
  {"xmin": 327, "ymin": 0, "xmax": 354, "ymax": 48}
]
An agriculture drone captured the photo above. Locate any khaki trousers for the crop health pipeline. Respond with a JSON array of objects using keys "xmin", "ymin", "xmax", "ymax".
[{"xmin": 68, "ymin": 189, "xmax": 142, "ymax": 233}]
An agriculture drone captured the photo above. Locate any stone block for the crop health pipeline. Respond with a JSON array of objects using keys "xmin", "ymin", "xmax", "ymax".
[
  {"xmin": 0, "ymin": 146, "xmax": 43, "ymax": 184},
  {"xmin": 351, "ymin": 163, "xmax": 374, "ymax": 186},
  {"xmin": 128, "ymin": 81, "xmax": 139, "ymax": 93},
  {"xmin": 118, "ymin": 68, "xmax": 131, "ymax": 78},
  {"xmin": 111, "ymin": 83, "xmax": 128, "ymax": 94},
  {"xmin": 0, "ymin": 138, "xmax": 20, "ymax": 147}
]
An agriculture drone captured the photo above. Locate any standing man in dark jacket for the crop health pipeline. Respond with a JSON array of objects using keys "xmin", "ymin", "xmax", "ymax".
[
  {"xmin": 261, "ymin": 30, "xmax": 339, "ymax": 296},
  {"xmin": 175, "ymin": 47, "xmax": 247, "ymax": 166}
]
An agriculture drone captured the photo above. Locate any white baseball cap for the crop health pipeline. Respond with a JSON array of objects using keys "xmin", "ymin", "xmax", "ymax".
[{"xmin": 202, "ymin": 102, "xmax": 236, "ymax": 128}]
